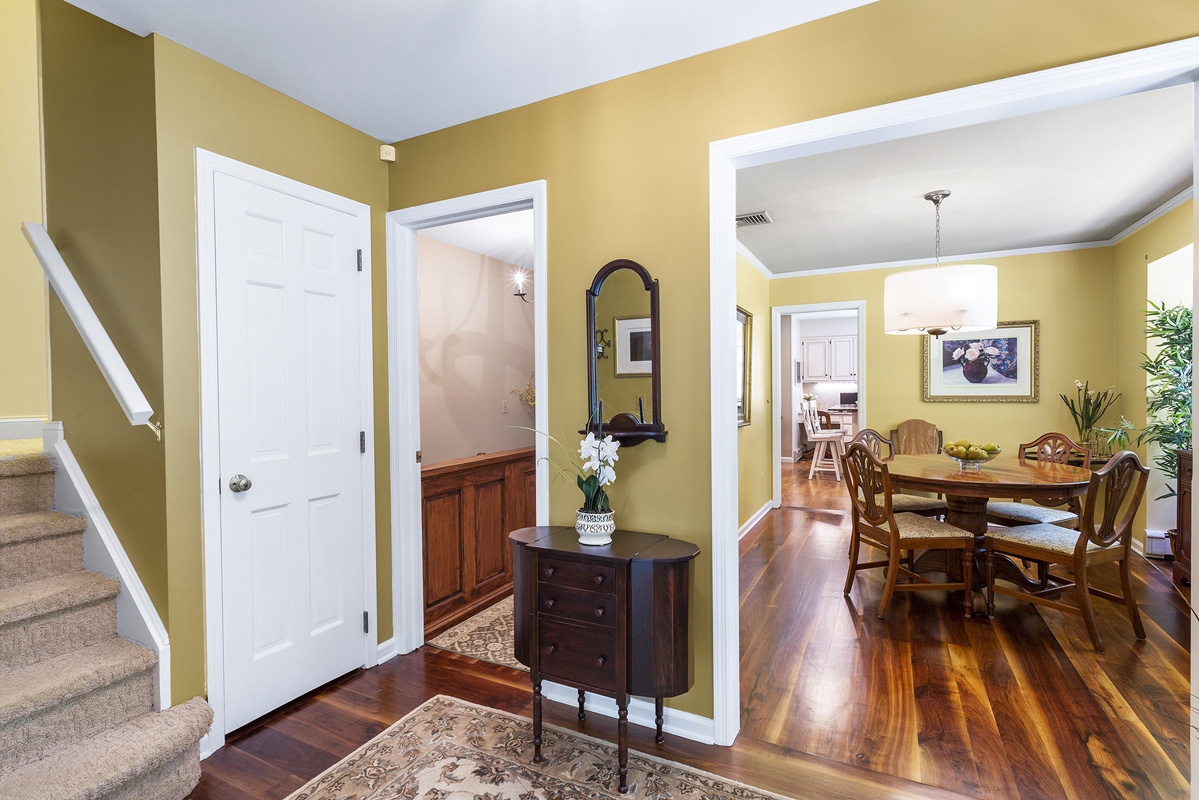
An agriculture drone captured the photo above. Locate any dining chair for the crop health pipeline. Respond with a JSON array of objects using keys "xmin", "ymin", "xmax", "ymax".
[
  {"xmin": 851, "ymin": 429, "xmax": 946, "ymax": 518},
  {"xmin": 985, "ymin": 450, "xmax": 1148, "ymax": 652},
  {"xmin": 889, "ymin": 419, "xmax": 943, "ymax": 455},
  {"xmin": 841, "ymin": 442, "xmax": 974, "ymax": 619},
  {"xmin": 986, "ymin": 432, "xmax": 1091, "ymax": 529},
  {"xmin": 803, "ymin": 404, "xmax": 847, "ymax": 480}
]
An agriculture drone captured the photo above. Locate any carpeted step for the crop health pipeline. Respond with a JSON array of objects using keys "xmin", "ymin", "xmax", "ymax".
[
  {"xmin": 0, "ymin": 696, "xmax": 212, "ymax": 800},
  {"xmin": 0, "ymin": 571, "xmax": 119, "ymax": 670},
  {"xmin": 0, "ymin": 638, "xmax": 156, "ymax": 773},
  {"xmin": 0, "ymin": 454, "xmax": 55, "ymax": 516},
  {"xmin": 0, "ymin": 511, "xmax": 88, "ymax": 589}
]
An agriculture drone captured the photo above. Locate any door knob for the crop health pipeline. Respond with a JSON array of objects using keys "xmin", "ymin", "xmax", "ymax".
[{"xmin": 229, "ymin": 474, "xmax": 253, "ymax": 493}]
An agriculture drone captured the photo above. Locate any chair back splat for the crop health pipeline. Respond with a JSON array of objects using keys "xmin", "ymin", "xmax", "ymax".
[
  {"xmin": 842, "ymin": 443, "xmax": 892, "ymax": 530},
  {"xmin": 853, "ymin": 428, "xmax": 894, "ymax": 460},
  {"xmin": 890, "ymin": 419, "xmax": 942, "ymax": 455},
  {"xmin": 1080, "ymin": 450, "xmax": 1148, "ymax": 552},
  {"xmin": 1020, "ymin": 431, "xmax": 1091, "ymax": 469}
]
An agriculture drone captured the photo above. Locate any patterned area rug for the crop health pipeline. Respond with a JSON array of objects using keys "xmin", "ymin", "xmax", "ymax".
[
  {"xmin": 428, "ymin": 596, "xmax": 526, "ymax": 672},
  {"xmin": 287, "ymin": 695, "xmax": 795, "ymax": 800}
]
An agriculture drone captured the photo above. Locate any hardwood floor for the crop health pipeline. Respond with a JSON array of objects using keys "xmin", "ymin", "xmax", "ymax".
[
  {"xmin": 752, "ymin": 469, "xmax": 1191, "ymax": 799},
  {"xmin": 191, "ymin": 466, "xmax": 1189, "ymax": 800},
  {"xmin": 782, "ymin": 460, "xmax": 851, "ymax": 512}
]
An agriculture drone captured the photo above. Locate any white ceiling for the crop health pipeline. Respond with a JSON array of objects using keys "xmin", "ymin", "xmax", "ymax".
[
  {"xmin": 419, "ymin": 209, "xmax": 535, "ymax": 271},
  {"xmin": 737, "ymin": 84, "xmax": 1194, "ymax": 275},
  {"xmin": 67, "ymin": 0, "xmax": 875, "ymax": 142}
]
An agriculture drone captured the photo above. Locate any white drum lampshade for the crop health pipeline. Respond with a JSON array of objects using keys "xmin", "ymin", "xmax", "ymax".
[{"xmin": 883, "ymin": 264, "xmax": 998, "ymax": 336}]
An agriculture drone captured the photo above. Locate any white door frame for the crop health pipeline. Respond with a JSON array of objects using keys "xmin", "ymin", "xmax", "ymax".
[
  {"xmin": 771, "ymin": 301, "xmax": 866, "ymax": 507},
  {"xmin": 386, "ymin": 181, "xmax": 549, "ymax": 656},
  {"xmin": 196, "ymin": 149, "xmax": 377, "ymax": 751},
  {"xmin": 709, "ymin": 38, "xmax": 1199, "ymax": 746}
]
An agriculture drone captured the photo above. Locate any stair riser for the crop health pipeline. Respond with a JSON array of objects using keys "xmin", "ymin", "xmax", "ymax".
[
  {"xmin": 0, "ymin": 470, "xmax": 54, "ymax": 516},
  {"xmin": 0, "ymin": 669, "xmax": 153, "ymax": 773},
  {"xmin": 0, "ymin": 534, "xmax": 84, "ymax": 589},
  {"xmin": 102, "ymin": 744, "xmax": 202, "ymax": 800},
  {"xmin": 0, "ymin": 599, "xmax": 116, "ymax": 670}
]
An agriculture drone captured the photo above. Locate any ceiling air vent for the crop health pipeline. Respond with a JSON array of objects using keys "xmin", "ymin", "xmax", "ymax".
[{"xmin": 735, "ymin": 211, "xmax": 773, "ymax": 228}]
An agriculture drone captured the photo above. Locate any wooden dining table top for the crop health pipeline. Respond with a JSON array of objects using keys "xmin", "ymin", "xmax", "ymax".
[{"xmin": 885, "ymin": 453, "xmax": 1093, "ymax": 499}]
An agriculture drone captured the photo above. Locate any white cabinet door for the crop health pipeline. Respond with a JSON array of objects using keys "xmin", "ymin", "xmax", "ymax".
[
  {"xmin": 801, "ymin": 339, "xmax": 830, "ymax": 381},
  {"xmin": 214, "ymin": 171, "xmax": 366, "ymax": 732},
  {"xmin": 830, "ymin": 336, "xmax": 857, "ymax": 380}
]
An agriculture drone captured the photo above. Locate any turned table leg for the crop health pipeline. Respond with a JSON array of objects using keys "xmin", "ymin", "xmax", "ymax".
[
  {"xmin": 617, "ymin": 696, "xmax": 629, "ymax": 793},
  {"xmin": 532, "ymin": 681, "xmax": 543, "ymax": 762},
  {"xmin": 577, "ymin": 689, "xmax": 586, "ymax": 723}
]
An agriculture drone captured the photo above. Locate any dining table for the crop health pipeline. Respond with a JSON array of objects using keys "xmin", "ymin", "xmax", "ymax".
[{"xmin": 884, "ymin": 453, "xmax": 1094, "ymax": 614}]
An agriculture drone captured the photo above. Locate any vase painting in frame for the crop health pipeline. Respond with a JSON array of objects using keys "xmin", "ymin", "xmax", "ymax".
[{"xmin": 924, "ymin": 320, "xmax": 1039, "ymax": 402}]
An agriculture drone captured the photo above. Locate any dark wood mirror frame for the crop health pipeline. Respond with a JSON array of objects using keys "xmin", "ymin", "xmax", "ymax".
[{"xmin": 585, "ymin": 259, "xmax": 666, "ymax": 446}]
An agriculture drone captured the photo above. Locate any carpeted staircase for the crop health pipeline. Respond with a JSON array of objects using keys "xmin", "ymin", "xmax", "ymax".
[{"xmin": 0, "ymin": 450, "xmax": 211, "ymax": 799}]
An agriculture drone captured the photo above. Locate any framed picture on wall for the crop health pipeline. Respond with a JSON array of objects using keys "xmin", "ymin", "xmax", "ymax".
[
  {"xmin": 736, "ymin": 307, "xmax": 752, "ymax": 426},
  {"xmin": 615, "ymin": 315, "xmax": 653, "ymax": 376},
  {"xmin": 923, "ymin": 319, "xmax": 1039, "ymax": 402}
]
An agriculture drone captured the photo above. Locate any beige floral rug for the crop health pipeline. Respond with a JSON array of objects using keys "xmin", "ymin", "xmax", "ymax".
[
  {"xmin": 287, "ymin": 695, "xmax": 795, "ymax": 800},
  {"xmin": 427, "ymin": 596, "xmax": 526, "ymax": 672}
]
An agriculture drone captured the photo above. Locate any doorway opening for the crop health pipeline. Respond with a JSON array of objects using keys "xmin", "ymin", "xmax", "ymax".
[{"xmin": 387, "ymin": 182, "xmax": 548, "ymax": 657}]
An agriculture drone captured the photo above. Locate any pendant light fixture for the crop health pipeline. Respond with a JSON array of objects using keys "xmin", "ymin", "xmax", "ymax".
[{"xmin": 883, "ymin": 190, "xmax": 997, "ymax": 338}]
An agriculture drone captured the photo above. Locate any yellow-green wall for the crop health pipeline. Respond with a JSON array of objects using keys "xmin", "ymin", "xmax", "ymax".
[
  {"xmin": 0, "ymin": 0, "xmax": 50, "ymax": 422},
  {"xmin": 387, "ymin": 0, "xmax": 1198, "ymax": 717},
  {"xmin": 594, "ymin": 268, "xmax": 654, "ymax": 423},
  {"xmin": 737, "ymin": 255, "xmax": 771, "ymax": 527},
  {"xmin": 41, "ymin": 0, "xmax": 168, "ymax": 615}
]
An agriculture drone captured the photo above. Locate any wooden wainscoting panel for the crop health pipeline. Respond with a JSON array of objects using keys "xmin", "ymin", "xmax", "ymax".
[{"xmin": 422, "ymin": 447, "xmax": 535, "ymax": 637}]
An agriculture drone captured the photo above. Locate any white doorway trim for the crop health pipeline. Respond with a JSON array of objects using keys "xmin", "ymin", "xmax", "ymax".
[
  {"xmin": 386, "ymin": 181, "xmax": 549, "ymax": 656},
  {"xmin": 771, "ymin": 301, "xmax": 866, "ymax": 507},
  {"xmin": 196, "ymin": 149, "xmax": 377, "ymax": 752},
  {"xmin": 710, "ymin": 38, "xmax": 1199, "ymax": 747}
]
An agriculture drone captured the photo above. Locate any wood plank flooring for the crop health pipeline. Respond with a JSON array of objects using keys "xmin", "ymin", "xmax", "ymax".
[
  {"xmin": 190, "ymin": 465, "xmax": 1189, "ymax": 800},
  {"xmin": 749, "ymin": 467, "xmax": 1191, "ymax": 799}
]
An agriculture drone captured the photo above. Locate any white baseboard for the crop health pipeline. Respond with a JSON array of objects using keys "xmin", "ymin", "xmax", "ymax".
[
  {"xmin": 377, "ymin": 637, "xmax": 398, "ymax": 664},
  {"xmin": 199, "ymin": 732, "xmax": 217, "ymax": 760},
  {"xmin": 43, "ymin": 422, "xmax": 172, "ymax": 712},
  {"xmin": 1142, "ymin": 529, "xmax": 1173, "ymax": 559},
  {"xmin": 0, "ymin": 417, "xmax": 48, "ymax": 439},
  {"xmin": 738, "ymin": 501, "xmax": 772, "ymax": 541},
  {"xmin": 541, "ymin": 681, "xmax": 715, "ymax": 745},
  {"xmin": 780, "ymin": 456, "xmax": 794, "ymax": 463}
]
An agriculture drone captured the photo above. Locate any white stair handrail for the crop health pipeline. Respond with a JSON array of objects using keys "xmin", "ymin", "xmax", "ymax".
[{"xmin": 22, "ymin": 223, "xmax": 159, "ymax": 438}]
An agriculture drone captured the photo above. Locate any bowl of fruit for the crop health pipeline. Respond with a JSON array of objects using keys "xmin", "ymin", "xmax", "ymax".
[{"xmin": 942, "ymin": 439, "xmax": 1001, "ymax": 470}]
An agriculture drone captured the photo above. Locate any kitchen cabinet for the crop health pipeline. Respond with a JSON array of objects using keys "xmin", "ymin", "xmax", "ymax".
[
  {"xmin": 801, "ymin": 336, "xmax": 857, "ymax": 382},
  {"xmin": 830, "ymin": 336, "xmax": 857, "ymax": 380}
]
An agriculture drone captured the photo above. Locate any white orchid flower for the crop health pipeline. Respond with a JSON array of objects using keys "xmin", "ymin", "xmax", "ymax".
[
  {"xmin": 965, "ymin": 348, "xmax": 979, "ymax": 360},
  {"xmin": 579, "ymin": 432, "xmax": 599, "ymax": 461},
  {"xmin": 598, "ymin": 465, "xmax": 616, "ymax": 486},
  {"xmin": 1075, "ymin": 380, "xmax": 1084, "ymax": 389},
  {"xmin": 952, "ymin": 348, "xmax": 964, "ymax": 360},
  {"xmin": 599, "ymin": 435, "xmax": 620, "ymax": 463},
  {"xmin": 984, "ymin": 346, "xmax": 999, "ymax": 356}
]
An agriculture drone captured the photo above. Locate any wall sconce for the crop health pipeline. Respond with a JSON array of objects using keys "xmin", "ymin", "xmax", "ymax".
[
  {"xmin": 512, "ymin": 269, "xmax": 530, "ymax": 303},
  {"xmin": 595, "ymin": 328, "xmax": 611, "ymax": 359},
  {"xmin": 883, "ymin": 191, "xmax": 997, "ymax": 338}
]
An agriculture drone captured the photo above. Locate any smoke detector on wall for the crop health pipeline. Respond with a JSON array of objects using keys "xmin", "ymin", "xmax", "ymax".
[{"xmin": 735, "ymin": 210, "xmax": 773, "ymax": 227}]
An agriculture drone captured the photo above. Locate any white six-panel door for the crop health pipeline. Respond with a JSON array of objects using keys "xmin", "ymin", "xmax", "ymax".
[{"xmin": 213, "ymin": 171, "xmax": 366, "ymax": 731}]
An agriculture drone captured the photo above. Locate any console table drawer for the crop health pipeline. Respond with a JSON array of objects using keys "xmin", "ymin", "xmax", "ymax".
[
  {"xmin": 537, "ymin": 584, "xmax": 617, "ymax": 628},
  {"xmin": 537, "ymin": 617, "xmax": 617, "ymax": 691},
  {"xmin": 538, "ymin": 556, "xmax": 615, "ymax": 595}
]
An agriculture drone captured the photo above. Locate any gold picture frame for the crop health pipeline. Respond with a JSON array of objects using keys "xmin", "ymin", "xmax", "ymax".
[
  {"xmin": 923, "ymin": 319, "xmax": 1039, "ymax": 403},
  {"xmin": 736, "ymin": 306, "xmax": 752, "ymax": 425}
]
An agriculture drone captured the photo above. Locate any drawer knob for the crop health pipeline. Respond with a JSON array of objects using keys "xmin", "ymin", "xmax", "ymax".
[
  {"xmin": 593, "ymin": 575, "xmax": 605, "ymax": 585},
  {"xmin": 544, "ymin": 567, "xmax": 556, "ymax": 577},
  {"xmin": 544, "ymin": 599, "xmax": 556, "ymax": 609},
  {"xmin": 594, "ymin": 607, "xmax": 605, "ymax": 618},
  {"xmin": 596, "ymin": 656, "xmax": 606, "ymax": 666},
  {"xmin": 544, "ymin": 644, "xmax": 556, "ymax": 654}
]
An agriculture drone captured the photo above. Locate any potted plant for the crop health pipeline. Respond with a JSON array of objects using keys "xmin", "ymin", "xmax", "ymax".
[
  {"xmin": 527, "ymin": 428, "xmax": 621, "ymax": 545},
  {"xmin": 1060, "ymin": 380, "xmax": 1121, "ymax": 454}
]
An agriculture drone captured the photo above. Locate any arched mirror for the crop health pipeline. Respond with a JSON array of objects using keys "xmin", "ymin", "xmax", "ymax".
[{"xmin": 585, "ymin": 259, "xmax": 666, "ymax": 446}]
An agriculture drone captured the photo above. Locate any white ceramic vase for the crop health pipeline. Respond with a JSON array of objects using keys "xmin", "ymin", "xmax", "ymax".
[{"xmin": 575, "ymin": 509, "xmax": 615, "ymax": 546}]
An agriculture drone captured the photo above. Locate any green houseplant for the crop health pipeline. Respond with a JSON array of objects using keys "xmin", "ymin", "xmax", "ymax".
[{"xmin": 1060, "ymin": 380, "xmax": 1121, "ymax": 448}]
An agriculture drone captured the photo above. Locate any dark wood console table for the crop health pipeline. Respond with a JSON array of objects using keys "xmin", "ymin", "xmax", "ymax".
[{"xmin": 510, "ymin": 526, "xmax": 698, "ymax": 794}]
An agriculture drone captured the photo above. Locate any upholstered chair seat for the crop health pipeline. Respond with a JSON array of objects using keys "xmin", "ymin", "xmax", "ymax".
[
  {"xmin": 986, "ymin": 522, "xmax": 1106, "ymax": 556},
  {"xmin": 985, "ymin": 501, "xmax": 1078, "ymax": 528},
  {"xmin": 889, "ymin": 494, "xmax": 949, "ymax": 515},
  {"xmin": 892, "ymin": 512, "xmax": 970, "ymax": 539}
]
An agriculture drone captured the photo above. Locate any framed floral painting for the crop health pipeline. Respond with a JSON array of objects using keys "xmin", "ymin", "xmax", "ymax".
[{"xmin": 923, "ymin": 320, "xmax": 1039, "ymax": 402}]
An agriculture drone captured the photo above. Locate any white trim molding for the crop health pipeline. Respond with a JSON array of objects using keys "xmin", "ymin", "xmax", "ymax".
[
  {"xmin": 386, "ymin": 181, "xmax": 549, "ymax": 657},
  {"xmin": 711, "ymin": 36, "xmax": 1199, "ymax": 751},
  {"xmin": 195, "ymin": 149, "xmax": 377, "ymax": 752},
  {"xmin": 738, "ymin": 501, "xmax": 772, "ymax": 541},
  {"xmin": 735, "ymin": 241, "xmax": 772, "ymax": 279},
  {"xmin": 376, "ymin": 638, "xmax": 398, "ymax": 664},
  {"xmin": 42, "ymin": 422, "xmax": 172, "ymax": 712},
  {"xmin": 0, "ymin": 417, "xmax": 49, "ymax": 440},
  {"xmin": 542, "ymin": 681, "xmax": 715, "ymax": 745}
]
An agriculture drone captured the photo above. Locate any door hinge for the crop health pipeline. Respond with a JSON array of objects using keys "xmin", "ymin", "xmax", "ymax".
[
  {"xmin": 360, "ymin": 431, "xmax": 366, "ymax": 453},
  {"xmin": 363, "ymin": 611, "xmax": 369, "ymax": 633},
  {"xmin": 416, "ymin": 450, "xmax": 422, "ymax": 464},
  {"xmin": 357, "ymin": 249, "xmax": 362, "ymax": 272}
]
